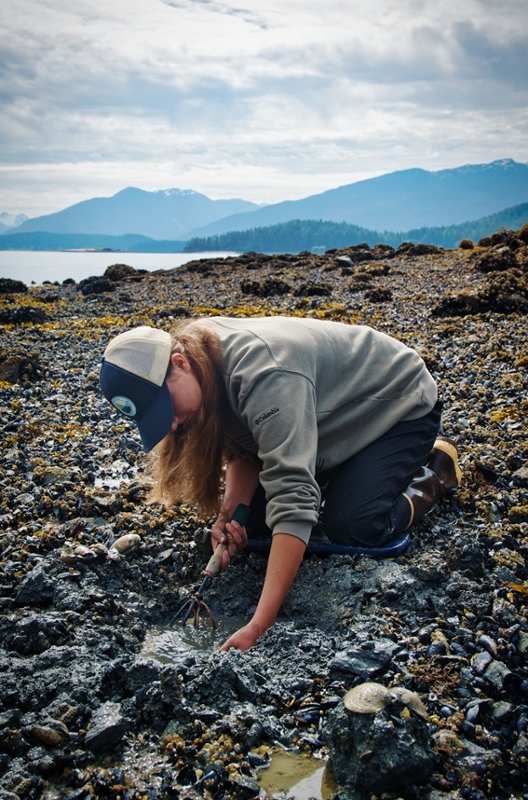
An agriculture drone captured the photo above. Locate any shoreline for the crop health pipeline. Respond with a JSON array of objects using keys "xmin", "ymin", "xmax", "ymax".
[{"xmin": 0, "ymin": 233, "xmax": 527, "ymax": 799}]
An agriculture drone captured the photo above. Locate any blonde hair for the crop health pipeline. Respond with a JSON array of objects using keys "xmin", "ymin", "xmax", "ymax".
[{"xmin": 147, "ymin": 321, "xmax": 228, "ymax": 517}]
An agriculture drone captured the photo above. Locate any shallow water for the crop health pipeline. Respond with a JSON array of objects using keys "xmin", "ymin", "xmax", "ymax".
[
  {"xmin": 139, "ymin": 622, "xmax": 342, "ymax": 798},
  {"xmin": 140, "ymin": 617, "xmax": 245, "ymax": 661},
  {"xmin": 257, "ymin": 750, "xmax": 337, "ymax": 800}
]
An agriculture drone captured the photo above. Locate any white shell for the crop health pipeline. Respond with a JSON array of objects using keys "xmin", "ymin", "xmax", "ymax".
[
  {"xmin": 59, "ymin": 545, "xmax": 96, "ymax": 565},
  {"xmin": 344, "ymin": 682, "xmax": 391, "ymax": 714},
  {"xmin": 109, "ymin": 533, "xmax": 141, "ymax": 554},
  {"xmin": 29, "ymin": 721, "xmax": 69, "ymax": 746},
  {"xmin": 344, "ymin": 682, "xmax": 428, "ymax": 720},
  {"xmin": 390, "ymin": 687, "xmax": 429, "ymax": 720}
]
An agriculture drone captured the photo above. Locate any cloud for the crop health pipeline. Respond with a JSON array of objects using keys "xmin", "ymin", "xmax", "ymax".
[
  {"xmin": 0, "ymin": 0, "xmax": 527, "ymax": 215},
  {"xmin": 161, "ymin": 0, "xmax": 269, "ymax": 29}
]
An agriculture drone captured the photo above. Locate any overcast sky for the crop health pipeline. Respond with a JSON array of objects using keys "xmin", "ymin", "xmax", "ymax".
[{"xmin": 1, "ymin": 0, "xmax": 527, "ymax": 217}]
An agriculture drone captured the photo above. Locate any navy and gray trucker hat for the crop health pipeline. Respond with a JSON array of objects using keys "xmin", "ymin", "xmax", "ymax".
[{"xmin": 99, "ymin": 326, "xmax": 173, "ymax": 452}]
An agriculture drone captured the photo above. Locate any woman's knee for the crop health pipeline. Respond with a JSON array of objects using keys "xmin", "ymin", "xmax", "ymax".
[{"xmin": 322, "ymin": 505, "xmax": 394, "ymax": 546}]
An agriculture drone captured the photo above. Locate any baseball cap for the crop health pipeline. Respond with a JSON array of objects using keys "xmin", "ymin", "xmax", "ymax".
[{"xmin": 99, "ymin": 326, "xmax": 173, "ymax": 452}]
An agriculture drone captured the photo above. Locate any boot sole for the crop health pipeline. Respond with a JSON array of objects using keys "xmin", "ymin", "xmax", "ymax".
[{"xmin": 433, "ymin": 437, "xmax": 462, "ymax": 485}]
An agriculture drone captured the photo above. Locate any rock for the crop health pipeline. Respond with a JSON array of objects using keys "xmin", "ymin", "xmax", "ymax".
[
  {"xmin": 104, "ymin": 263, "xmax": 139, "ymax": 281},
  {"xmin": 518, "ymin": 222, "xmax": 528, "ymax": 245},
  {"xmin": 0, "ymin": 307, "xmax": 47, "ymax": 324},
  {"xmin": 512, "ymin": 732, "xmax": 528, "ymax": 757},
  {"xmin": 15, "ymin": 564, "xmax": 55, "ymax": 607},
  {"xmin": 294, "ymin": 281, "xmax": 333, "ymax": 297},
  {"xmin": 517, "ymin": 630, "xmax": 528, "ymax": 658},
  {"xmin": 491, "ymin": 701, "xmax": 513, "ymax": 722},
  {"xmin": 0, "ymin": 278, "xmax": 27, "ymax": 294},
  {"xmin": 396, "ymin": 242, "xmax": 444, "ymax": 256},
  {"xmin": 329, "ymin": 640, "xmax": 400, "ymax": 680},
  {"xmin": 365, "ymin": 287, "xmax": 393, "ymax": 303},
  {"xmin": 240, "ymin": 277, "xmax": 292, "ymax": 296},
  {"xmin": 323, "ymin": 694, "xmax": 437, "ymax": 797},
  {"xmin": 84, "ymin": 702, "xmax": 128, "ymax": 753},
  {"xmin": 0, "ymin": 351, "xmax": 41, "ymax": 383},
  {"xmin": 484, "ymin": 659, "xmax": 512, "ymax": 689},
  {"xmin": 475, "ymin": 245, "xmax": 518, "ymax": 273},
  {"xmin": 79, "ymin": 276, "xmax": 115, "ymax": 295}
]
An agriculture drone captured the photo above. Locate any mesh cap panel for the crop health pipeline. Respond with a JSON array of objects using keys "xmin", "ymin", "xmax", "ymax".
[{"xmin": 103, "ymin": 326, "xmax": 171, "ymax": 387}]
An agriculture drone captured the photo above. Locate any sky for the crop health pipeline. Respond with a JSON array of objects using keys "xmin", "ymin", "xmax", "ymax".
[{"xmin": 1, "ymin": 0, "xmax": 527, "ymax": 218}]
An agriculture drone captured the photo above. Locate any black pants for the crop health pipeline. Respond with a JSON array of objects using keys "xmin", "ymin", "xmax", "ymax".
[{"xmin": 246, "ymin": 400, "xmax": 442, "ymax": 547}]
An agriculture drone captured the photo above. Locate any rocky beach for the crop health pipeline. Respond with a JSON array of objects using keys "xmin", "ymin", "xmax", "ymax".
[{"xmin": 0, "ymin": 228, "xmax": 527, "ymax": 800}]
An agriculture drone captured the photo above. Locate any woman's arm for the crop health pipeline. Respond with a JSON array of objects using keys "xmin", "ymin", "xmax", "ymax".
[
  {"xmin": 210, "ymin": 458, "xmax": 260, "ymax": 568},
  {"xmin": 220, "ymin": 532, "xmax": 306, "ymax": 651}
]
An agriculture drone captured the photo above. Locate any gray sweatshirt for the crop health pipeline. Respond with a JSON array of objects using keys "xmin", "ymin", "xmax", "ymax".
[{"xmin": 201, "ymin": 316, "xmax": 437, "ymax": 544}]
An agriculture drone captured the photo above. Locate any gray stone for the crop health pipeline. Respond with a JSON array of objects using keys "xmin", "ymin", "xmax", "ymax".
[
  {"xmin": 517, "ymin": 630, "xmax": 528, "ymax": 657},
  {"xmin": 491, "ymin": 701, "xmax": 513, "ymax": 722},
  {"xmin": 323, "ymin": 697, "xmax": 437, "ymax": 797},
  {"xmin": 15, "ymin": 565, "xmax": 55, "ymax": 607},
  {"xmin": 512, "ymin": 732, "xmax": 528, "ymax": 758},
  {"xmin": 84, "ymin": 702, "xmax": 128, "ymax": 753},
  {"xmin": 329, "ymin": 639, "xmax": 400, "ymax": 680},
  {"xmin": 484, "ymin": 659, "xmax": 512, "ymax": 689}
]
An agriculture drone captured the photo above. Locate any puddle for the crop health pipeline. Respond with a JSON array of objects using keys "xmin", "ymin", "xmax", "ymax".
[
  {"xmin": 140, "ymin": 625, "xmax": 342, "ymax": 798},
  {"xmin": 94, "ymin": 458, "xmax": 137, "ymax": 490},
  {"xmin": 257, "ymin": 750, "xmax": 338, "ymax": 800},
  {"xmin": 140, "ymin": 617, "xmax": 245, "ymax": 663}
]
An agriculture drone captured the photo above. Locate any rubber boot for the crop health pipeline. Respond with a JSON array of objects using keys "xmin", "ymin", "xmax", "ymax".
[
  {"xmin": 402, "ymin": 436, "xmax": 461, "ymax": 528},
  {"xmin": 425, "ymin": 435, "xmax": 462, "ymax": 491}
]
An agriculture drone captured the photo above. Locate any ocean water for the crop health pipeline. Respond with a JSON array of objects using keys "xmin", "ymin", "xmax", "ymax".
[{"xmin": 0, "ymin": 251, "xmax": 237, "ymax": 286}]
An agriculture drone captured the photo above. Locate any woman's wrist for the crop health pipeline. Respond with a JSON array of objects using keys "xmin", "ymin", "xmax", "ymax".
[{"xmin": 248, "ymin": 616, "xmax": 268, "ymax": 640}]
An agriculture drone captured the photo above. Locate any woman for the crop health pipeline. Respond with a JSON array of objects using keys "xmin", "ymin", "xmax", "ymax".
[{"xmin": 99, "ymin": 316, "xmax": 461, "ymax": 652}]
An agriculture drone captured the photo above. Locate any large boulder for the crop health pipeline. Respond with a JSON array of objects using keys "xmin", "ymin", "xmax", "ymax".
[
  {"xmin": 79, "ymin": 276, "xmax": 116, "ymax": 296},
  {"xmin": 323, "ymin": 684, "xmax": 437, "ymax": 798},
  {"xmin": 0, "ymin": 278, "xmax": 27, "ymax": 294}
]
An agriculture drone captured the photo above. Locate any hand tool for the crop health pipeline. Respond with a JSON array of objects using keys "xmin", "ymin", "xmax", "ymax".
[{"xmin": 170, "ymin": 503, "xmax": 250, "ymax": 628}]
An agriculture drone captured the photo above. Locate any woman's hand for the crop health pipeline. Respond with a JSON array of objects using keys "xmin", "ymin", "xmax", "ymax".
[
  {"xmin": 219, "ymin": 620, "xmax": 263, "ymax": 652},
  {"xmin": 210, "ymin": 514, "xmax": 248, "ymax": 570},
  {"xmin": 219, "ymin": 533, "xmax": 307, "ymax": 652},
  {"xmin": 210, "ymin": 458, "xmax": 259, "ymax": 570}
]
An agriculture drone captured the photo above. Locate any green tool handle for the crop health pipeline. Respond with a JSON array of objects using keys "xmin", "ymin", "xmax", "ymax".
[{"xmin": 203, "ymin": 503, "xmax": 250, "ymax": 578}]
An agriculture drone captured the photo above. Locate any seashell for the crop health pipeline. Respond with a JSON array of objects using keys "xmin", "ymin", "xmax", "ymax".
[
  {"xmin": 344, "ymin": 682, "xmax": 428, "ymax": 720},
  {"xmin": 28, "ymin": 721, "xmax": 69, "ymax": 747},
  {"xmin": 109, "ymin": 533, "xmax": 141, "ymax": 555},
  {"xmin": 390, "ymin": 687, "xmax": 429, "ymax": 720},
  {"xmin": 344, "ymin": 682, "xmax": 392, "ymax": 714},
  {"xmin": 90, "ymin": 542, "xmax": 109, "ymax": 560},
  {"xmin": 59, "ymin": 545, "xmax": 96, "ymax": 565}
]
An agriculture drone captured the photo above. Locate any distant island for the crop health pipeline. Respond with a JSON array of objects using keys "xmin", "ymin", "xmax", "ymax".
[
  {"xmin": 183, "ymin": 203, "xmax": 528, "ymax": 253},
  {"xmin": 1, "ymin": 202, "xmax": 527, "ymax": 254}
]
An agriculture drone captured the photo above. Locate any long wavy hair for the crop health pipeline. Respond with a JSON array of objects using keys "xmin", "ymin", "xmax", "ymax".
[{"xmin": 147, "ymin": 321, "xmax": 228, "ymax": 517}]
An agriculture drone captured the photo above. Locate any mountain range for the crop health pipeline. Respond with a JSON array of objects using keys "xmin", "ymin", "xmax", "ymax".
[
  {"xmin": 8, "ymin": 188, "xmax": 260, "ymax": 240},
  {"xmin": 187, "ymin": 159, "xmax": 528, "ymax": 238},
  {"xmin": 0, "ymin": 212, "xmax": 29, "ymax": 234},
  {"xmin": 2, "ymin": 159, "xmax": 528, "ymax": 246}
]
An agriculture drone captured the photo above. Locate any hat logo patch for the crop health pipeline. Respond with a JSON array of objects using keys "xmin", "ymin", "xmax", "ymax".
[{"xmin": 112, "ymin": 395, "xmax": 137, "ymax": 417}]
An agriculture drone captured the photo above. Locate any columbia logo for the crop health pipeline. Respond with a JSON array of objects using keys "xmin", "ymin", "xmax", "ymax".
[{"xmin": 255, "ymin": 407, "xmax": 280, "ymax": 426}]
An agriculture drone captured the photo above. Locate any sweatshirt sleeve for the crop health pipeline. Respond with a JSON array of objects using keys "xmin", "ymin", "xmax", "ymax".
[{"xmin": 236, "ymin": 370, "xmax": 321, "ymax": 544}]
